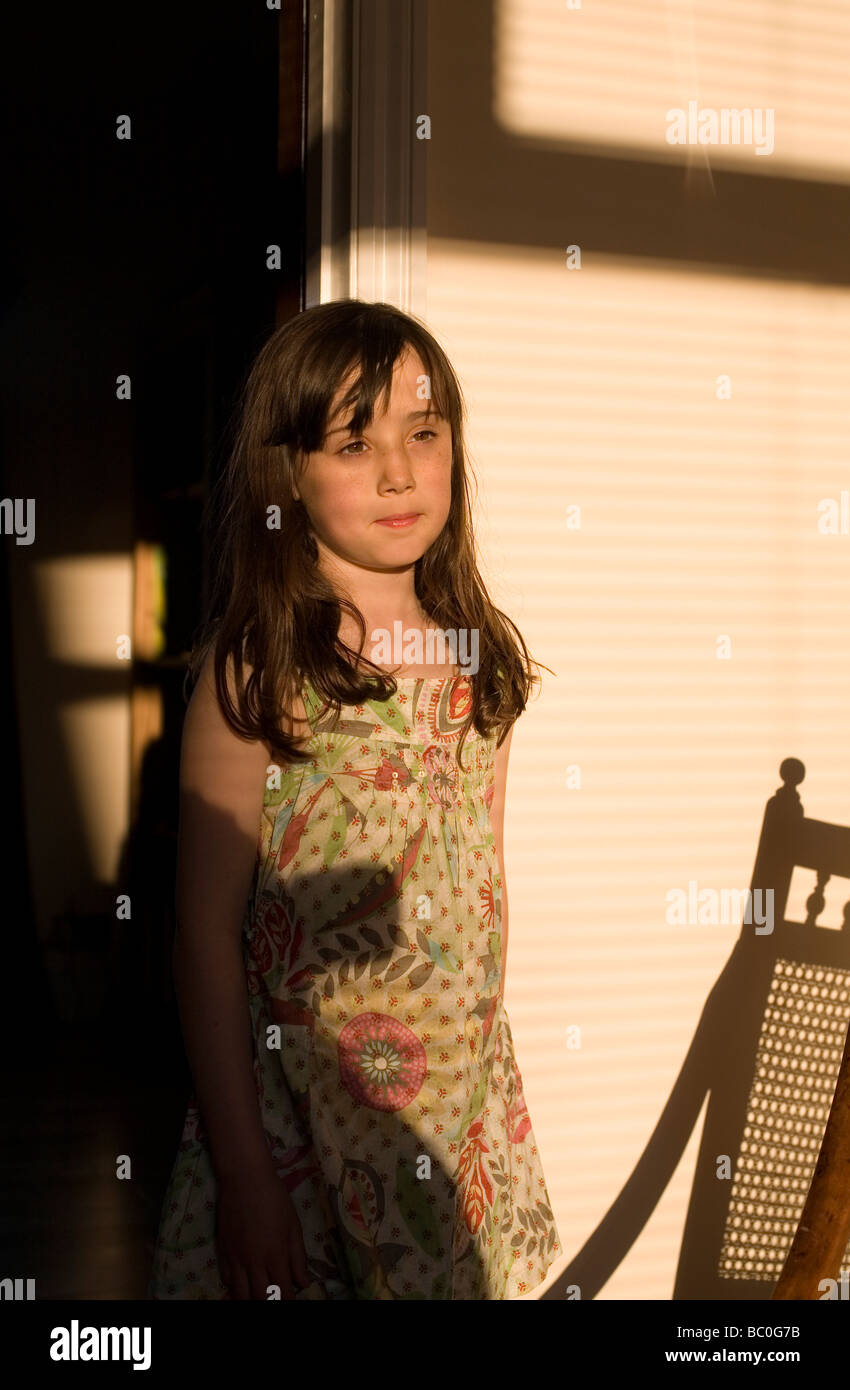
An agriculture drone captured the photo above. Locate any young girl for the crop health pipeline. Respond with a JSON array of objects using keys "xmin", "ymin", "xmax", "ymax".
[{"xmin": 149, "ymin": 298, "xmax": 562, "ymax": 1300}]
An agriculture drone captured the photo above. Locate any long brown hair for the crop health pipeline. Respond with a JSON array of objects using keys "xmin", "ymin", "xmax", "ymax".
[{"xmin": 188, "ymin": 298, "xmax": 548, "ymax": 770}]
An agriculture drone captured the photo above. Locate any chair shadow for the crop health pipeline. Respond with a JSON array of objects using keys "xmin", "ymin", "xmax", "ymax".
[{"xmin": 543, "ymin": 757, "xmax": 850, "ymax": 1300}]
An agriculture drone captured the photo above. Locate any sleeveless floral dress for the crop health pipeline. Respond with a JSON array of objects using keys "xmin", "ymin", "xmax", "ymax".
[{"xmin": 149, "ymin": 672, "xmax": 561, "ymax": 1299}]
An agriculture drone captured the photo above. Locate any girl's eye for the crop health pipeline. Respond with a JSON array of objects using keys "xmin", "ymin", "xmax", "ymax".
[{"xmin": 339, "ymin": 429, "xmax": 438, "ymax": 456}]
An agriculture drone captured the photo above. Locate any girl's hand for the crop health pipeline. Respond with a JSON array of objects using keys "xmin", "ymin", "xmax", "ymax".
[{"xmin": 215, "ymin": 1167, "xmax": 311, "ymax": 1300}]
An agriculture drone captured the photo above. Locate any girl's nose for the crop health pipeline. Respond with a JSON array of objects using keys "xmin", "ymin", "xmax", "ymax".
[{"xmin": 378, "ymin": 452, "xmax": 416, "ymax": 486}]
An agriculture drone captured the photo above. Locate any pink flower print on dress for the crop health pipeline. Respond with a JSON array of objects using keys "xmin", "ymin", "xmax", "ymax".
[
  {"xmin": 245, "ymin": 893, "xmax": 303, "ymax": 995},
  {"xmin": 337, "ymin": 1012, "xmax": 427, "ymax": 1111},
  {"xmin": 423, "ymin": 744, "xmax": 457, "ymax": 809}
]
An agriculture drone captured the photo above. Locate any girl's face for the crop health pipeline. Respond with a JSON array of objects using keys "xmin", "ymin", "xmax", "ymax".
[{"xmin": 292, "ymin": 348, "xmax": 453, "ymax": 580}]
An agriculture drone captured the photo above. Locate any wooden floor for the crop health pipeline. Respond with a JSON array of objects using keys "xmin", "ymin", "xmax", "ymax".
[{"xmin": 2, "ymin": 1034, "xmax": 189, "ymax": 1299}]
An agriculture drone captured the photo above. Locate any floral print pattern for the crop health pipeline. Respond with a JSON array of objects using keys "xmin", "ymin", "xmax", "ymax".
[{"xmin": 149, "ymin": 673, "xmax": 561, "ymax": 1299}]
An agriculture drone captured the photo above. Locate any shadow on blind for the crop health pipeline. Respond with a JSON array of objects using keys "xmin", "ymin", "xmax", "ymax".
[{"xmin": 542, "ymin": 758, "xmax": 850, "ymax": 1299}]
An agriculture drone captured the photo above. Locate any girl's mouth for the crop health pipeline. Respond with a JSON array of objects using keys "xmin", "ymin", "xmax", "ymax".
[{"xmin": 375, "ymin": 514, "xmax": 421, "ymax": 528}]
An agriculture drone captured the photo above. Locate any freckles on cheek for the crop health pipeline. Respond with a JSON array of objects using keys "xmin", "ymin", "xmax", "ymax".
[
  {"xmin": 311, "ymin": 464, "xmax": 353, "ymax": 507},
  {"xmin": 335, "ymin": 480, "xmax": 368, "ymax": 518},
  {"xmin": 319, "ymin": 476, "xmax": 370, "ymax": 532}
]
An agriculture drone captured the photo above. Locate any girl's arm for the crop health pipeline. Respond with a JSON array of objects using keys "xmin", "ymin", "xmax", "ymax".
[
  {"xmin": 172, "ymin": 649, "xmax": 276, "ymax": 1181},
  {"xmin": 490, "ymin": 725, "xmax": 513, "ymax": 998},
  {"xmin": 172, "ymin": 651, "xmax": 311, "ymax": 1300}
]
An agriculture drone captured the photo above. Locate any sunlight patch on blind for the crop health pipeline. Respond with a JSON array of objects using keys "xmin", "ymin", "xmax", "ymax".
[
  {"xmin": 426, "ymin": 240, "xmax": 850, "ymax": 1297},
  {"xmin": 495, "ymin": 0, "xmax": 850, "ymax": 182}
]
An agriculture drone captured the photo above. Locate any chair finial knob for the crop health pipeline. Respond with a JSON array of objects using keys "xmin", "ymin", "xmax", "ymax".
[{"xmin": 779, "ymin": 758, "xmax": 805, "ymax": 789}]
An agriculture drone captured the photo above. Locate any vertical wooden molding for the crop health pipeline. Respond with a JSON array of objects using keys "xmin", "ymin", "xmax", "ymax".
[{"xmin": 306, "ymin": 0, "xmax": 427, "ymax": 315}]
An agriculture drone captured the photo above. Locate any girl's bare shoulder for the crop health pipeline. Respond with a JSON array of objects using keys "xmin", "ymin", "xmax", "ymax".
[{"xmin": 189, "ymin": 648, "xmax": 310, "ymax": 760}]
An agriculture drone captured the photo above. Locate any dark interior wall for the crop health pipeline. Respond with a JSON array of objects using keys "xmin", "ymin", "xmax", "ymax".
[
  {"xmin": 0, "ymin": 3, "xmax": 305, "ymax": 1297},
  {"xmin": 0, "ymin": 2, "xmax": 292, "ymax": 1050}
]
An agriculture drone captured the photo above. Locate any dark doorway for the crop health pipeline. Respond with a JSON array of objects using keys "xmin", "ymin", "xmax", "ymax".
[{"xmin": 0, "ymin": 0, "xmax": 306, "ymax": 1298}]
